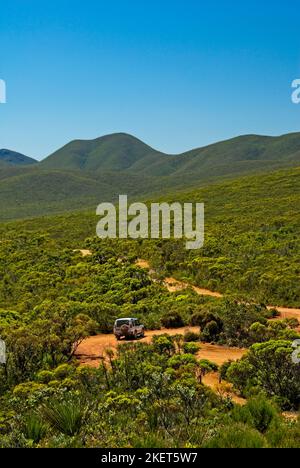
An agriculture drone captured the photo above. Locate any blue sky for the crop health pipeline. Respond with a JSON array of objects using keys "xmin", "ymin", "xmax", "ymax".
[{"xmin": 1, "ymin": 0, "xmax": 300, "ymax": 160}]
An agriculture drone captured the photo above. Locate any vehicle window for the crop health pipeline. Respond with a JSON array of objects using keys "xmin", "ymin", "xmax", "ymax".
[{"xmin": 116, "ymin": 319, "xmax": 130, "ymax": 327}]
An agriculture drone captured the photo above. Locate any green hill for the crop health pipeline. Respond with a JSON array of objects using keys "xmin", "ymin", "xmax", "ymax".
[
  {"xmin": 0, "ymin": 149, "xmax": 37, "ymax": 167},
  {"xmin": 41, "ymin": 133, "xmax": 167, "ymax": 172},
  {"xmin": 1, "ymin": 132, "xmax": 300, "ymax": 220},
  {"xmin": 41, "ymin": 132, "xmax": 300, "ymax": 176},
  {"xmin": 1, "ymin": 165, "xmax": 299, "ymax": 306},
  {"xmin": 0, "ymin": 168, "xmax": 159, "ymax": 220},
  {"xmin": 1, "ymin": 164, "xmax": 299, "ymax": 447}
]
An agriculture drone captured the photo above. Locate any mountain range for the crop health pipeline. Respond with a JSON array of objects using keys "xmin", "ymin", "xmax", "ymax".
[{"xmin": 1, "ymin": 131, "xmax": 300, "ymax": 220}]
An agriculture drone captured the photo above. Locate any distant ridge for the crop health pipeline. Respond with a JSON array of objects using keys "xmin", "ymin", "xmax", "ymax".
[
  {"xmin": 1, "ymin": 131, "xmax": 300, "ymax": 220},
  {"xmin": 0, "ymin": 149, "xmax": 37, "ymax": 167},
  {"xmin": 40, "ymin": 131, "xmax": 300, "ymax": 176},
  {"xmin": 40, "ymin": 133, "xmax": 166, "ymax": 172}
]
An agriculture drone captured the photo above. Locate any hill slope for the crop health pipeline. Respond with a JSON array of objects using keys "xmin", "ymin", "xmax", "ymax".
[
  {"xmin": 0, "ymin": 168, "xmax": 158, "ymax": 220},
  {"xmin": 1, "ymin": 132, "xmax": 300, "ymax": 220},
  {"xmin": 0, "ymin": 149, "xmax": 37, "ymax": 167},
  {"xmin": 41, "ymin": 132, "xmax": 300, "ymax": 176},
  {"xmin": 41, "ymin": 133, "xmax": 167, "ymax": 172},
  {"xmin": 1, "ymin": 165, "xmax": 299, "ymax": 306}
]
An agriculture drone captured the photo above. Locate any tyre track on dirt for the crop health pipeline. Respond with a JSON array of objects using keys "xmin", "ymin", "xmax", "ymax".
[{"xmin": 136, "ymin": 259, "xmax": 300, "ymax": 321}]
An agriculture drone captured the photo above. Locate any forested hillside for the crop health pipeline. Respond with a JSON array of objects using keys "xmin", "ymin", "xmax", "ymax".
[
  {"xmin": 2, "ymin": 165, "xmax": 299, "ymax": 306},
  {"xmin": 0, "ymin": 225, "xmax": 299, "ymax": 448},
  {"xmin": 0, "ymin": 163, "xmax": 299, "ymax": 448},
  {"xmin": 1, "ymin": 132, "xmax": 300, "ymax": 220}
]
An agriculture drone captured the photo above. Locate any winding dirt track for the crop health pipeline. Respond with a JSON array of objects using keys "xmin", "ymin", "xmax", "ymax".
[
  {"xmin": 76, "ymin": 254, "xmax": 299, "ymax": 368},
  {"xmin": 76, "ymin": 326, "xmax": 246, "ymax": 368},
  {"xmin": 75, "ymin": 327, "xmax": 246, "ymax": 403},
  {"xmin": 75, "ymin": 254, "xmax": 300, "ymax": 319},
  {"xmin": 136, "ymin": 259, "xmax": 300, "ymax": 321},
  {"xmin": 75, "ymin": 253, "xmax": 299, "ymax": 403}
]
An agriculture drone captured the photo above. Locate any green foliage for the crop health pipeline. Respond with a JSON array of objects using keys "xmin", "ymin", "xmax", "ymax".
[
  {"xmin": 231, "ymin": 397, "xmax": 280, "ymax": 433},
  {"xmin": 183, "ymin": 342, "xmax": 199, "ymax": 355},
  {"xmin": 183, "ymin": 330, "xmax": 200, "ymax": 342},
  {"xmin": 2, "ymin": 132, "xmax": 300, "ymax": 220},
  {"xmin": 249, "ymin": 320, "xmax": 300, "ymax": 344},
  {"xmin": 36, "ymin": 370, "xmax": 55, "ymax": 384},
  {"xmin": 41, "ymin": 399, "xmax": 85, "ymax": 436},
  {"xmin": 13, "ymin": 382, "xmax": 45, "ymax": 398},
  {"xmin": 1, "ymin": 162, "xmax": 300, "ymax": 308},
  {"xmin": 0, "ymin": 333, "xmax": 299, "ymax": 448},
  {"xmin": 219, "ymin": 301, "xmax": 267, "ymax": 347},
  {"xmin": 161, "ymin": 311, "xmax": 184, "ymax": 328},
  {"xmin": 205, "ymin": 423, "xmax": 266, "ymax": 448},
  {"xmin": 53, "ymin": 364, "xmax": 74, "ymax": 380},
  {"xmin": 152, "ymin": 335, "xmax": 175, "ymax": 355},
  {"xmin": 227, "ymin": 340, "xmax": 300, "ymax": 408},
  {"xmin": 22, "ymin": 413, "xmax": 48, "ymax": 443},
  {"xmin": 266, "ymin": 417, "xmax": 300, "ymax": 448},
  {"xmin": 0, "ymin": 159, "xmax": 299, "ymax": 447},
  {"xmin": 168, "ymin": 353, "xmax": 197, "ymax": 369}
]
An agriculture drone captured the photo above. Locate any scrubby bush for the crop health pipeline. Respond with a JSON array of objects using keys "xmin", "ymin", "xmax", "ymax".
[
  {"xmin": 13, "ymin": 382, "xmax": 45, "ymax": 399},
  {"xmin": 205, "ymin": 423, "xmax": 266, "ymax": 448},
  {"xmin": 36, "ymin": 370, "xmax": 54, "ymax": 384},
  {"xmin": 231, "ymin": 397, "xmax": 280, "ymax": 433},
  {"xmin": 161, "ymin": 311, "xmax": 184, "ymax": 329},
  {"xmin": 227, "ymin": 341, "xmax": 300, "ymax": 407},
  {"xmin": 183, "ymin": 330, "xmax": 200, "ymax": 342},
  {"xmin": 53, "ymin": 364, "xmax": 74, "ymax": 380},
  {"xmin": 183, "ymin": 342, "xmax": 199, "ymax": 355},
  {"xmin": 152, "ymin": 335, "xmax": 175, "ymax": 355},
  {"xmin": 219, "ymin": 360, "xmax": 233, "ymax": 381},
  {"xmin": 168, "ymin": 353, "xmax": 197, "ymax": 369}
]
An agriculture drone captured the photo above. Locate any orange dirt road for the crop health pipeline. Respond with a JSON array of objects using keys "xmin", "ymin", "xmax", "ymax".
[
  {"xmin": 75, "ymin": 327, "xmax": 246, "ymax": 404},
  {"xmin": 75, "ymin": 326, "xmax": 246, "ymax": 368},
  {"xmin": 136, "ymin": 259, "xmax": 300, "ymax": 321},
  {"xmin": 75, "ymin": 255, "xmax": 299, "ymax": 405}
]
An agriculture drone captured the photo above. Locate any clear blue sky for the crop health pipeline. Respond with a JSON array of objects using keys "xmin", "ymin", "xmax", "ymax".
[{"xmin": 1, "ymin": 0, "xmax": 300, "ymax": 160}]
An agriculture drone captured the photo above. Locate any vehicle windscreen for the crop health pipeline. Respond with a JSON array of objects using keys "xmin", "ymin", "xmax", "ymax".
[{"xmin": 115, "ymin": 319, "xmax": 130, "ymax": 327}]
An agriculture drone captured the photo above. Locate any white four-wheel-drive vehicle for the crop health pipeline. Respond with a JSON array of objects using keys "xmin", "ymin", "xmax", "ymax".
[{"xmin": 113, "ymin": 318, "xmax": 145, "ymax": 340}]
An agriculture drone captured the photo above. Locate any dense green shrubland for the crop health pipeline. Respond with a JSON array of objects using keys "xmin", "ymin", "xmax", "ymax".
[
  {"xmin": 1, "ymin": 166, "xmax": 299, "ymax": 306},
  {"xmin": 0, "ymin": 166, "xmax": 299, "ymax": 447},
  {"xmin": 0, "ymin": 230, "xmax": 299, "ymax": 447},
  {"xmin": 0, "ymin": 336, "xmax": 299, "ymax": 448}
]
